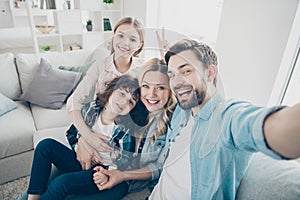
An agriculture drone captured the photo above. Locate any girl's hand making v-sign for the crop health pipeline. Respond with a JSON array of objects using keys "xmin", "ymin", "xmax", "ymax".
[{"xmin": 156, "ymin": 27, "xmax": 170, "ymax": 61}]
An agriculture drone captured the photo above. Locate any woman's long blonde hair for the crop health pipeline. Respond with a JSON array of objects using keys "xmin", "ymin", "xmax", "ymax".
[{"xmin": 138, "ymin": 58, "xmax": 177, "ymax": 143}]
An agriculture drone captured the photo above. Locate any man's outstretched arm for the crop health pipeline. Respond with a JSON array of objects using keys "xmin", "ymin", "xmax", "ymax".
[{"xmin": 264, "ymin": 102, "xmax": 300, "ymax": 158}]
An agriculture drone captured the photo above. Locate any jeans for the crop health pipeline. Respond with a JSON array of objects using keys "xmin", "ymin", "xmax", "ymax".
[{"xmin": 27, "ymin": 138, "xmax": 128, "ymax": 200}]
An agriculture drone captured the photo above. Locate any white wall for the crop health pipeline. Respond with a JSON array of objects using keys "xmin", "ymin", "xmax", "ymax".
[
  {"xmin": 123, "ymin": 0, "xmax": 147, "ymax": 24},
  {"xmin": 123, "ymin": 0, "xmax": 224, "ymax": 60},
  {"xmin": 123, "ymin": 0, "xmax": 160, "ymax": 27},
  {"xmin": 158, "ymin": 0, "xmax": 223, "ymax": 45},
  {"xmin": 124, "ymin": 0, "xmax": 299, "ymax": 106},
  {"xmin": 123, "ymin": 0, "xmax": 185, "ymax": 60},
  {"xmin": 215, "ymin": 0, "xmax": 299, "ymax": 106},
  {"xmin": 0, "ymin": 0, "xmax": 15, "ymax": 28}
]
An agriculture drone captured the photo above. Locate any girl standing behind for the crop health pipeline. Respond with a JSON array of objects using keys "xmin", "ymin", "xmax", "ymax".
[{"xmin": 67, "ymin": 17, "xmax": 145, "ymax": 167}]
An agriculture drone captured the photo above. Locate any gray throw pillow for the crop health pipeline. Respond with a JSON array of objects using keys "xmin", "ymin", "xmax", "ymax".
[
  {"xmin": 19, "ymin": 58, "xmax": 82, "ymax": 109},
  {"xmin": 0, "ymin": 92, "xmax": 17, "ymax": 116}
]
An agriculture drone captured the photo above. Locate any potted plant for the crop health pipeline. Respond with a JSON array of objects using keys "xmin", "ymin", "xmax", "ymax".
[
  {"xmin": 86, "ymin": 19, "xmax": 93, "ymax": 31},
  {"xmin": 41, "ymin": 45, "xmax": 51, "ymax": 52},
  {"xmin": 103, "ymin": 0, "xmax": 114, "ymax": 4},
  {"xmin": 103, "ymin": 0, "xmax": 114, "ymax": 9}
]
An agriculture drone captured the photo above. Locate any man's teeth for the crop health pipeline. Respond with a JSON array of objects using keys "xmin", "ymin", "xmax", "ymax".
[{"xmin": 178, "ymin": 90, "xmax": 191, "ymax": 96}]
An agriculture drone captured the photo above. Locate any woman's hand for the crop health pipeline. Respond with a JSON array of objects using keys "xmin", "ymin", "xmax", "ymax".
[
  {"xmin": 95, "ymin": 167, "xmax": 152, "ymax": 190},
  {"xmin": 93, "ymin": 166, "xmax": 109, "ymax": 190},
  {"xmin": 95, "ymin": 169, "xmax": 125, "ymax": 190}
]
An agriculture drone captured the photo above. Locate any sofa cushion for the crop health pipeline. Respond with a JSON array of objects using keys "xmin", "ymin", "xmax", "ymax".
[
  {"xmin": 0, "ymin": 53, "xmax": 21, "ymax": 100},
  {"xmin": 0, "ymin": 101, "xmax": 35, "ymax": 160},
  {"xmin": 84, "ymin": 44, "xmax": 110, "ymax": 65},
  {"xmin": 0, "ymin": 151, "xmax": 33, "ymax": 185},
  {"xmin": 19, "ymin": 58, "xmax": 82, "ymax": 109},
  {"xmin": 58, "ymin": 60, "xmax": 95, "ymax": 77},
  {"xmin": 236, "ymin": 152, "xmax": 300, "ymax": 199},
  {"xmin": 33, "ymin": 126, "xmax": 69, "ymax": 148},
  {"xmin": 0, "ymin": 92, "xmax": 17, "ymax": 117},
  {"xmin": 31, "ymin": 104, "xmax": 70, "ymax": 130},
  {"xmin": 16, "ymin": 50, "xmax": 92, "ymax": 93}
]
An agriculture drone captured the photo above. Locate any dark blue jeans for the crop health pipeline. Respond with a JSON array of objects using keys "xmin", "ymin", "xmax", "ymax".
[{"xmin": 27, "ymin": 138, "xmax": 128, "ymax": 200}]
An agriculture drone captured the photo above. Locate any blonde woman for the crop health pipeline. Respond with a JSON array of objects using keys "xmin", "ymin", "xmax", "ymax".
[{"xmin": 91, "ymin": 58, "xmax": 177, "ymax": 197}]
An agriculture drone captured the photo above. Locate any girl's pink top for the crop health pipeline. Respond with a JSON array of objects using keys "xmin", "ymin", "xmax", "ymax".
[{"xmin": 67, "ymin": 54, "xmax": 144, "ymax": 111}]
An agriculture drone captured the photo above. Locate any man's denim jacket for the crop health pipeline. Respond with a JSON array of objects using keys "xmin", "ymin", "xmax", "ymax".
[{"xmin": 161, "ymin": 93, "xmax": 283, "ymax": 199}]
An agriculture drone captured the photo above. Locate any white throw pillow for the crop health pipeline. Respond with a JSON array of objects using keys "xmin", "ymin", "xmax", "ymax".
[{"xmin": 0, "ymin": 53, "xmax": 21, "ymax": 99}]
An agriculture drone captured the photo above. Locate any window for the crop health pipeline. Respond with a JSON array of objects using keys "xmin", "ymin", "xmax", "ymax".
[
  {"xmin": 268, "ymin": 3, "xmax": 300, "ymax": 106},
  {"xmin": 281, "ymin": 47, "xmax": 300, "ymax": 106}
]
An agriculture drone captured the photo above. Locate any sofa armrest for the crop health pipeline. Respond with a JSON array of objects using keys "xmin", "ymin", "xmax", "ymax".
[{"xmin": 236, "ymin": 152, "xmax": 300, "ymax": 199}]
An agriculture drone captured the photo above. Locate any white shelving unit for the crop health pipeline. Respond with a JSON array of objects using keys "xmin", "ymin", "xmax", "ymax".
[
  {"xmin": 13, "ymin": 7, "xmax": 53, "ymax": 27},
  {"xmin": 22, "ymin": 0, "xmax": 123, "ymax": 53},
  {"xmin": 75, "ymin": 0, "xmax": 123, "ymax": 32},
  {"xmin": 52, "ymin": 9, "xmax": 83, "ymax": 51}
]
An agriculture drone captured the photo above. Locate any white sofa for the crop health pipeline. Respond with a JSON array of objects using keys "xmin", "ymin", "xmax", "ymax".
[
  {"xmin": 0, "ymin": 50, "xmax": 94, "ymax": 184},
  {"xmin": 0, "ymin": 49, "xmax": 151, "ymax": 200},
  {"xmin": 1, "ymin": 49, "xmax": 300, "ymax": 199}
]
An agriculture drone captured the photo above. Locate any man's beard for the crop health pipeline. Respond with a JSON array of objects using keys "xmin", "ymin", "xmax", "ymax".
[{"xmin": 177, "ymin": 88, "xmax": 206, "ymax": 110}]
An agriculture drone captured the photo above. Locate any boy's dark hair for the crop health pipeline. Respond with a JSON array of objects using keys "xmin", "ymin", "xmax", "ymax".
[
  {"xmin": 95, "ymin": 74, "xmax": 148, "ymax": 132},
  {"xmin": 95, "ymin": 74, "xmax": 140, "ymax": 108}
]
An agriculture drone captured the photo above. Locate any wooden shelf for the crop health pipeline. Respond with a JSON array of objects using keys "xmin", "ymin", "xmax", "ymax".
[{"xmin": 24, "ymin": 0, "xmax": 123, "ymax": 53}]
